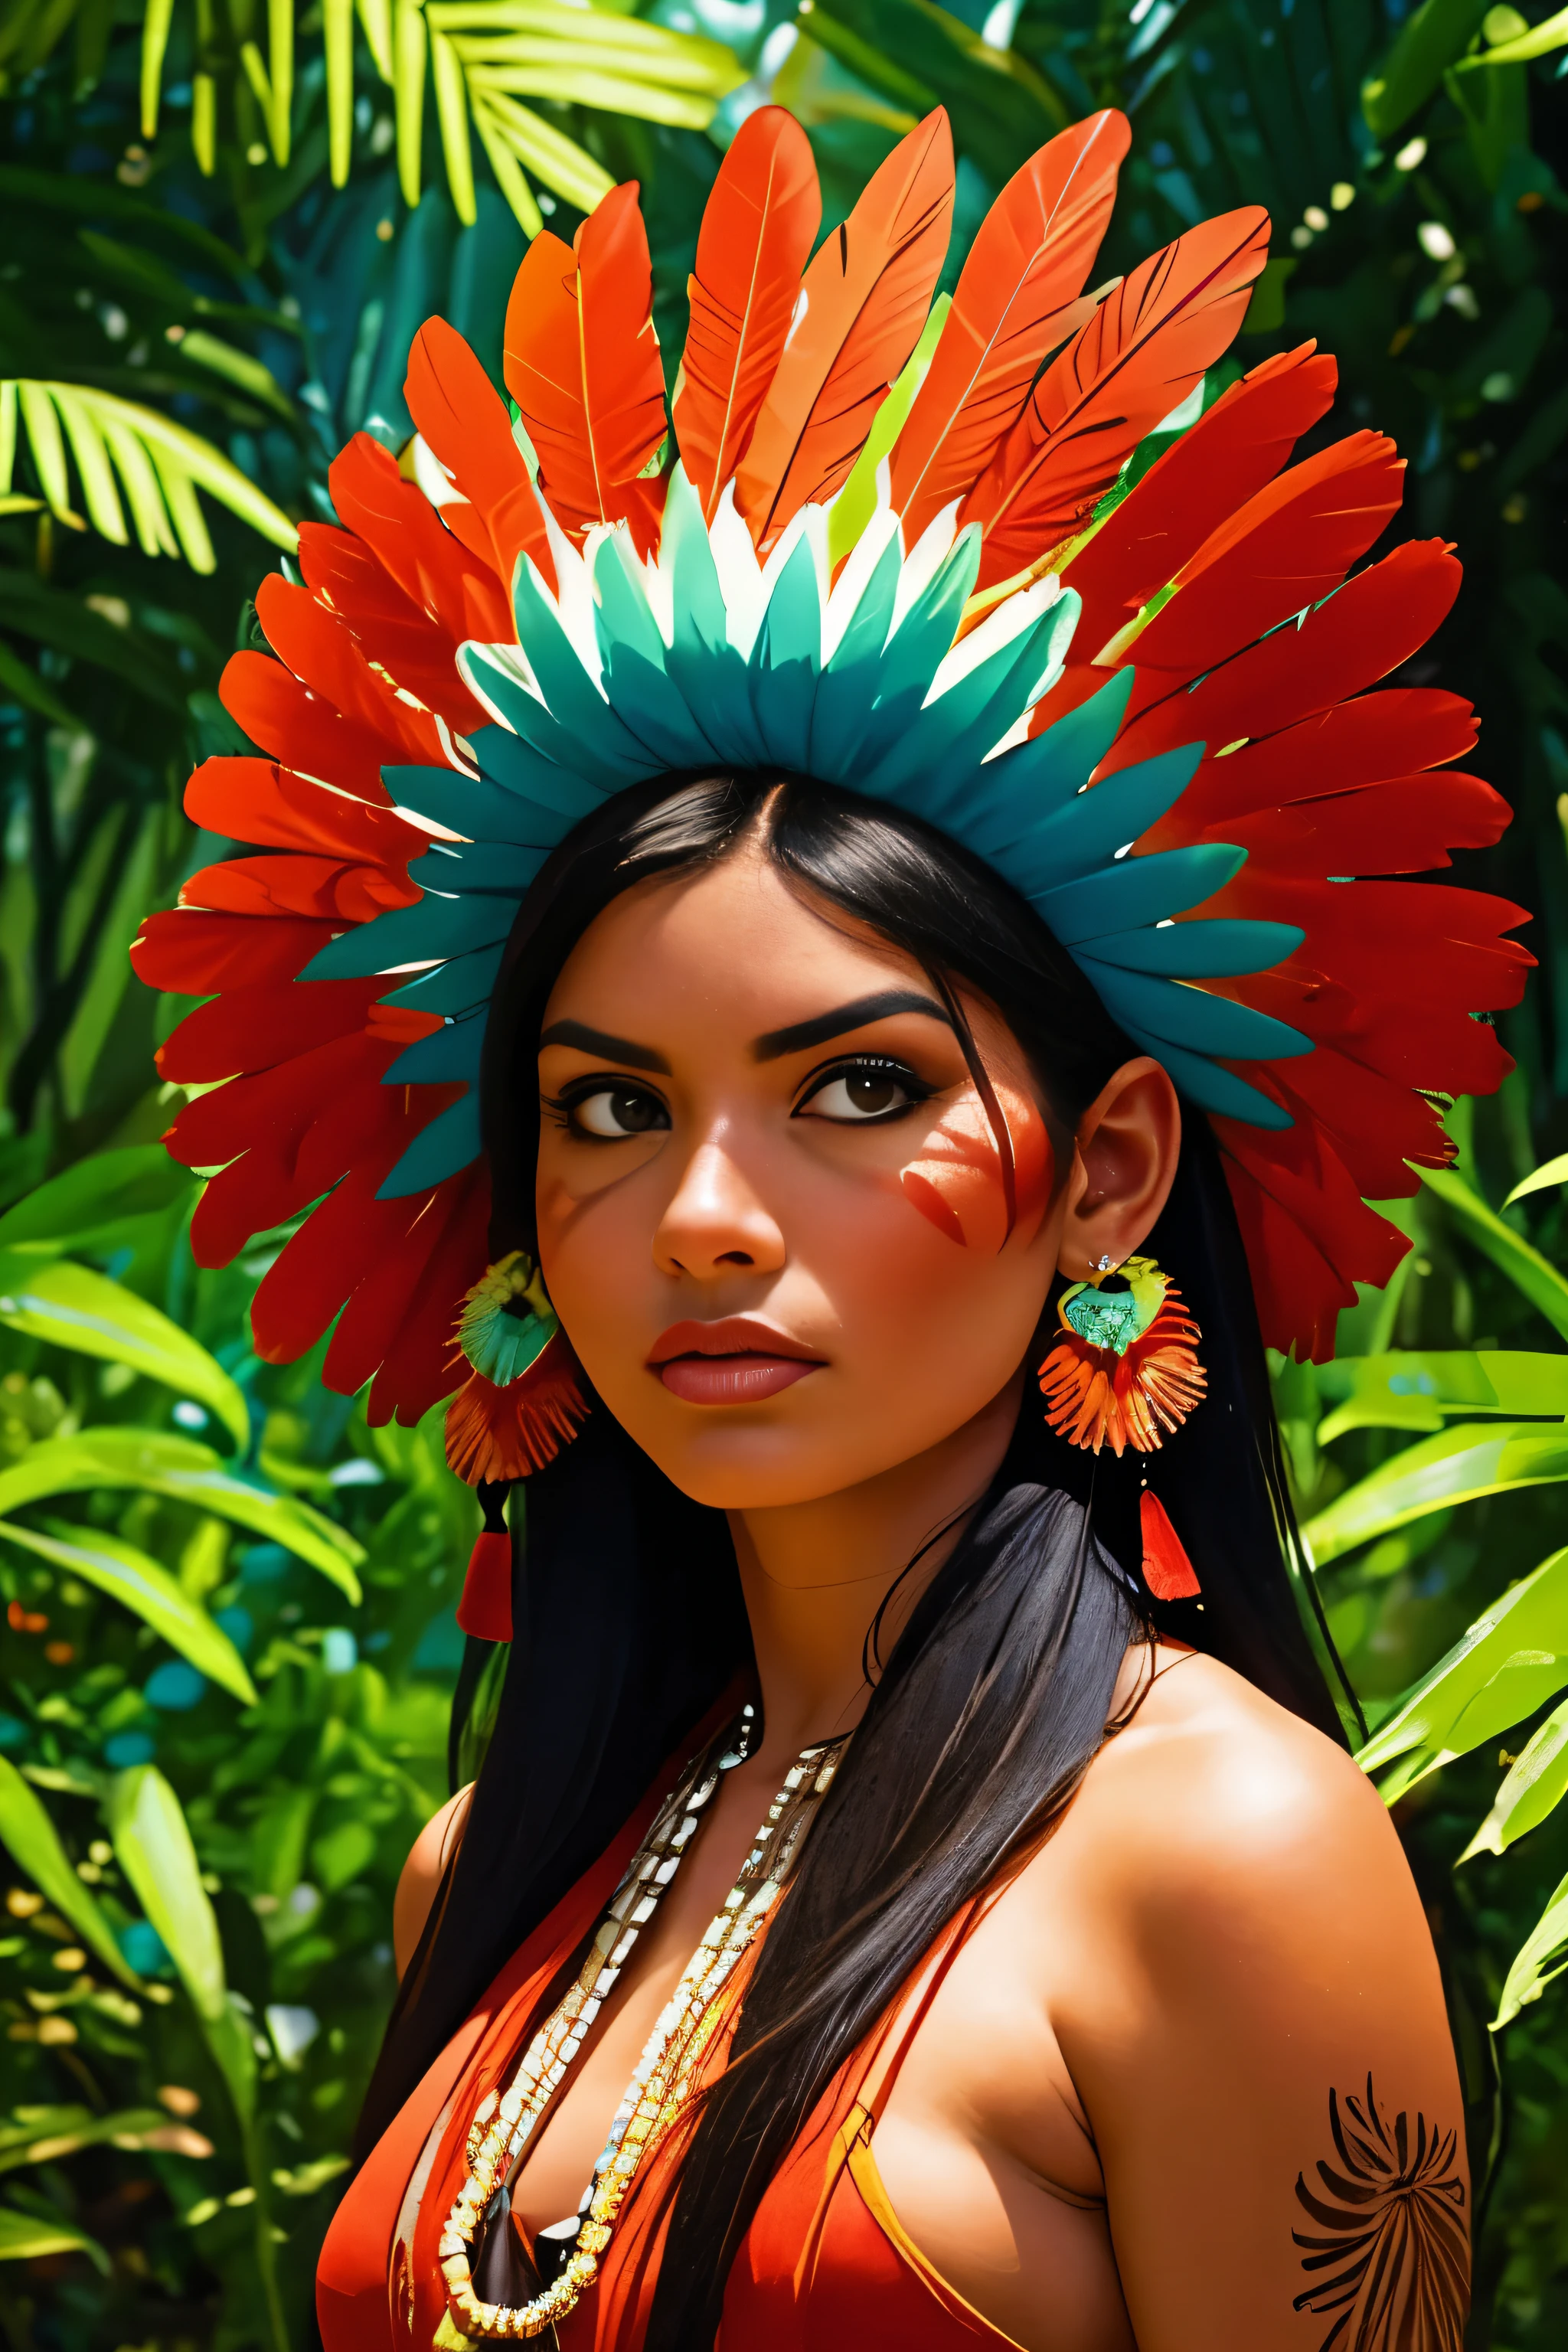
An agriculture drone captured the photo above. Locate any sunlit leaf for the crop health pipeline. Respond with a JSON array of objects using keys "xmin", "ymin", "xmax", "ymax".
[
  {"xmin": 0, "ymin": 1756, "xmax": 140, "ymax": 1988},
  {"xmin": 1504, "ymin": 1151, "xmax": 1568, "ymax": 1209},
  {"xmin": 1462, "ymin": 1693, "xmax": 1568, "ymax": 1861},
  {"xmin": 0, "ymin": 2207, "xmax": 109, "ymax": 2270},
  {"xmin": 0, "ymin": 1257, "xmax": 250, "ymax": 1452},
  {"xmin": 0, "ymin": 2107, "xmax": 172, "ymax": 2174},
  {"xmin": 1355, "ymin": 1544, "xmax": 1568, "ymax": 1799},
  {"xmin": 1420, "ymin": 1165, "xmax": 1568, "ymax": 1342},
  {"xmin": 1316, "ymin": 1350, "xmax": 1568, "ymax": 1442},
  {"xmin": 1361, "ymin": 0, "xmax": 1491, "ymax": 138},
  {"xmin": 0, "ymin": 1520, "xmax": 257, "ymax": 1704},
  {"xmin": 1492, "ymin": 1867, "xmax": 1568, "ymax": 2030},
  {"xmin": 0, "ymin": 1431, "xmax": 363, "ymax": 1602},
  {"xmin": 108, "ymin": 1766, "xmax": 256, "ymax": 2122},
  {"xmin": 0, "ymin": 1145, "xmax": 197, "ymax": 1260},
  {"xmin": 1304, "ymin": 1422, "xmax": 1568, "ymax": 1564}
]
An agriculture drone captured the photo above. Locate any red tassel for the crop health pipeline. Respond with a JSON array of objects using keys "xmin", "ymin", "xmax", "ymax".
[
  {"xmin": 457, "ymin": 1530, "xmax": 513, "ymax": 1642},
  {"xmin": 444, "ymin": 1333, "xmax": 590, "ymax": 1484},
  {"xmin": 1141, "ymin": 1490, "xmax": 1200, "ymax": 1601}
]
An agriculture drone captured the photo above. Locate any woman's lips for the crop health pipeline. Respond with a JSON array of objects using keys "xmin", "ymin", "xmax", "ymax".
[{"xmin": 648, "ymin": 1318, "xmax": 825, "ymax": 1406}]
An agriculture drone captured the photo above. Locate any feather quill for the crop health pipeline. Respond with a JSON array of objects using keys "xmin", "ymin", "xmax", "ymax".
[
  {"xmin": 502, "ymin": 186, "xmax": 667, "ymax": 544},
  {"xmin": 737, "ymin": 109, "xmax": 955, "ymax": 553},
  {"xmin": 675, "ymin": 106, "xmax": 821, "ymax": 525},
  {"xmin": 890, "ymin": 109, "xmax": 1129, "ymax": 547},
  {"xmin": 963, "ymin": 207, "xmax": 1271, "ymax": 590}
]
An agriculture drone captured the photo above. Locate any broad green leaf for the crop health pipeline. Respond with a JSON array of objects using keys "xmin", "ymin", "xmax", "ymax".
[
  {"xmin": 0, "ymin": 1257, "xmax": 250, "ymax": 1452},
  {"xmin": 109, "ymin": 1766, "xmax": 256, "ymax": 2123},
  {"xmin": 1420, "ymin": 1165, "xmax": 1568, "ymax": 1341},
  {"xmin": 1356, "ymin": 1544, "xmax": 1568, "ymax": 1798},
  {"xmin": 1462, "ymin": 1693, "xmax": 1568, "ymax": 1860},
  {"xmin": 0, "ymin": 1145, "xmax": 196, "ymax": 1258},
  {"xmin": 0, "ymin": 1756, "xmax": 139, "ymax": 1988},
  {"xmin": 1316, "ymin": 1350, "xmax": 1568, "ymax": 1442},
  {"xmin": 1492, "ymin": 1867, "xmax": 1568, "ymax": 2030},
  {"xmin": 0, "ymin": 1430, "xmax": 363, "ymax": 1602},
  {"xmin": 1361, "ymin": 0, "xmax": 1490, "ymax": 136},
  {"xmin": 1303, "ymin": 1422, "xmax": 1568, "ymax": 1565},
  {"xmin": 0, "ymin": 1521, "xmax": 257, "ymax": 1704},
  {"xmin": 0, "ymin": 2207, "xmax": 109, "ymax": 2271},
  {"xmin": 1504, "ymin": 1150, "xmax": 1568, "ymax": 1208},
  {"xmin": 1457, "ymin": 4, "xmax": 1568, "ymax": 68}
]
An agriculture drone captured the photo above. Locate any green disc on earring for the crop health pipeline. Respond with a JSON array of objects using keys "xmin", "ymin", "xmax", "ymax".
[{"xmin": 1057, "ymin": 1256, "xmax": 1170, "ymax": 1358}]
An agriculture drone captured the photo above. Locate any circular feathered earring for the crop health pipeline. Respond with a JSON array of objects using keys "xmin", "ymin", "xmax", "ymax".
[
  {"xmin": 1037, "ymin": 1253, "xmax": 1205, "ymax": 1459},
  {"xmin": 445, "ymin": 1251, "xmax": 590, "ymax": 1644}
]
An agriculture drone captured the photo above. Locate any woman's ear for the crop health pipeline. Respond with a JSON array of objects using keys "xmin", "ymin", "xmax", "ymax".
[{"xmin": 1057, "ymin": 1057, "xmax": 1182, "ymax": 1280}]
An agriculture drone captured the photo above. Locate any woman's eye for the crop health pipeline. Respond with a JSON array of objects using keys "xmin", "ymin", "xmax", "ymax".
[
  {"xmin": 799, "ymin": 1065, "xmax": 923, "ymax": 1123},
  {"xmin": 567, "ymin": 1085, "xmax": 669, "ymax": 1140}
]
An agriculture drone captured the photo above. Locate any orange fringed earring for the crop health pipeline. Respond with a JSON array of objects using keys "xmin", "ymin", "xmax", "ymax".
[
  {"xmin": 1037, "ymin": 1253, "xmax": 1206, "ymax": 1459},
  {"xmin": 446, "ymin": 1250, "xmax": 590, "ymax": 1642}
]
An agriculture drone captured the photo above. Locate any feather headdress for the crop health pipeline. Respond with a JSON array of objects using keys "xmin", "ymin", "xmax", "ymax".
[{"xmin": 133, "ymin": 103, "xmax": 1530, "ymax": 1473}]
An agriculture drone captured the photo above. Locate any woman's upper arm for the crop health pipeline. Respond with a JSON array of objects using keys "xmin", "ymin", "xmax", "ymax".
[
  {"xmin": 393, "ymin": 1784, "xmax": 473, "ymax": 1978},
  {"xmin": 1063, "ymin": 1714, "xmax": 1468, "ymax": 2351}
]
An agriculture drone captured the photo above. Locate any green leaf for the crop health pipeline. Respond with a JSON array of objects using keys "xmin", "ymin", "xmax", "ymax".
[
  {"xmin": 0, "ymin": 2107, "xmax": 172, "ymax": 2174},
  {"xmin": 1420, "ymin": 1165, "xmax": 1568, "ymax": 1341},
  {"xmin": 1492, "ymin": 1867, "xmax": 1568, "ymax": 2030},
  {"xmin": 0, "ymin": 1756, "xmax": 139, "ymax": 1988},
  {"xmin": 1461, "ymin": 1693, "xmax": 1568, "ymax": 1860},
  {"xmin": 0, "ymin": 1145, "xmax": 197, "ymax": 1258},
  {"xmin": 0, "ymin": 2207, "xmax": 109, "ymax": 2271},
  {"xmin": 1355, "ymin": 1544, "xmax": 1568, "ymax": 1798},
  {"xmin": 1305, "ymin": 1423, "xmax": 1568, "ymax": 1564},
  {"xmin": 1361, "ymin": 0, "xmax": 1491, "ymax": 136},
  {"xmin": 0, "ymin": 1431, "xmax": 363, "ymax": 1602},
  {"xmin": 1504, "ymin": 1151, "xmax": 1568, "ymax": 1209},
  {"xmin": 1455, "ymin": 3, "xmax": 1568, "ymax": 67},
  {"xmin": 1315, "ymin": 1350, "xmax": 1568, "ymax": 1441},
  {"xmin": 0, "ymin": 1520, "xmax": 257, "ymax": 1704},
  {"xmin": 0, "ymin": 1257, "xmax": 250, "ymax": 1452},
  {"xmin": 108, "ymin": 1766, "xmax": 256, "ymax": 2122}
]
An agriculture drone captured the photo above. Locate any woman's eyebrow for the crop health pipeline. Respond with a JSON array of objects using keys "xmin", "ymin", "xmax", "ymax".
[
  {"xmin": 537, "ymin": 1019, "xmax": 671, "ymax": 1073},
  {"xmin": 752, "ymin": 990, "xmax": 952, "ymax": 1063}
]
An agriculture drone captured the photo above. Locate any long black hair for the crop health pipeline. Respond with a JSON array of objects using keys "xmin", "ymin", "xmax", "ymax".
[{"xmin": 356, "ymin": 771, "xmax": 1348, "ymax": 2332}]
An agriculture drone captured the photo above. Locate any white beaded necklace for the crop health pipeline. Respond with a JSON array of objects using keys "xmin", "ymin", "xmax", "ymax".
[{"xmin": 438, "ymin": 1708, "xmax": 845, "ymax": 2342}]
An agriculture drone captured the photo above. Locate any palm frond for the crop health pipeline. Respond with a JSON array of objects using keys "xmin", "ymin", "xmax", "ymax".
[{"xmin": 0, "ymin": 381, "xmax": 297, "ymax": 572}]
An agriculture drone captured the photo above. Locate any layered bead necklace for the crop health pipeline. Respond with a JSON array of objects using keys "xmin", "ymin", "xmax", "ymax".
[{"xmin": 437, "ymin": 1707, "xmax": 846, "ymax": 2342}]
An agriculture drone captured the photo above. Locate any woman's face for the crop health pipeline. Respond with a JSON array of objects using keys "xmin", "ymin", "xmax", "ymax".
[{"xmin": 535, "ymin": 841, "xmax": 1086, "ymax": 1510}]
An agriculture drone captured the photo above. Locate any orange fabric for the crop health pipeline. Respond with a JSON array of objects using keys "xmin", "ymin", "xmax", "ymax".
[{"xmin": 318, "ymin": 1753, "xmax": 1015, "ymax": 2352}]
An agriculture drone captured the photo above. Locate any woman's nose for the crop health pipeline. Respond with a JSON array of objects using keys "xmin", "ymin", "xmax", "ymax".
[{"xmin": 654, "ymin": 1137, "xmax": 786, "ymax": 1279}]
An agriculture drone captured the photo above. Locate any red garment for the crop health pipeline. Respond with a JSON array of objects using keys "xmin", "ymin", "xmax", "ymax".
[{"xmin": 318, "ymin": 1756, "xmax": 1017, "ymax": 2351}]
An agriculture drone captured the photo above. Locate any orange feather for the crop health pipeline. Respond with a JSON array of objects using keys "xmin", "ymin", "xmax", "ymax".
[
  {"xmin": 675, "ymin": 106, "xmax": 821, "ymax": 525},
  {"xmin": 737, "ymin": 109, "xmax": 955, "ymax": 553},
  {"xmin": 890, "ymin": 109, "xmax": 1129, "ymax": 547},
  {"xmin": 403, "ymin": 316, "xmax": 554, "ymax": 597},
  {"xmin": 502, "ymin": 185, "xmax": 668, "ymax": 544},
  {"xmin": 962, "ymin": 206, "xmax": 1271, "ymax": 590}
]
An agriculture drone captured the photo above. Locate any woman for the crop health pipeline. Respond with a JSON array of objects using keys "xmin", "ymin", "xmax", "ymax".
[{"xmin": 136, "ymin": 100, "xmax": 1521, "ymax": 2351}]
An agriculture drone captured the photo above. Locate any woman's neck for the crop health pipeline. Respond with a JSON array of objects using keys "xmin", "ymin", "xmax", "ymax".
[{"xmin": 727, "ymin": 1372, "xmax": 1024, "ymax": 1772}]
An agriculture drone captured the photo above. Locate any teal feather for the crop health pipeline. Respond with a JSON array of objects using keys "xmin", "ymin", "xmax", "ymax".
[
  {"xmin": 377, "ymin": 1089, "xmax": 483, "ymax": 1198},
  {"xmin": 961, "ymin": 673, "xmax": 1137, "ymax": 856},
  {"xmin": 511, "ymin": 564, "xmax": 660, "ymax": 781},
  {"xmin": 408, "ymin": 843, "xmax": 549, "ymax": 894},
  {"xmin": 865, "ymin": 599, "xmax": 1079, "ymax": 821},
  {"xmin": 303, "ymin": 889, "xmax": 513, "ymax": 981},
  {"xmin": 1139, "ymin": 1040, "xmax": 1295, "ymax": 1130},
  {"xmin": 381, "ymin": 943, "xmax": 505, "ymax": 1017},
  {"xmin": 1033, "ymin": 843, "xmax": 1246, "ymax": 944},
  {"xmin": 749, "ymin": 537, "xmax": 822, "ymax": 773},
  {"xmin": 1078, "ymin": 957, "xmax": 1312, "ymax": 1062},
  {"xmin": 461, "ymin": 672, "xmax": 629, "ymax": 813},
  {"xmin": 995, "ymin": 743, "xmax": 1201, "ymax": 898},
  {"xmin": 808, "ymin": 533, "xmax": 902, "ymax": 779},
  {"xmin": 383, "ymin": 1010, "xmax": 485, "ymax": 1086},
  {"xmin": 1087, "ymin": 917, "xmax": 1304, "ymax": 977},
  {"xmin": 384, "ymin": 763, "xmax": 577, "ymax": 850}
]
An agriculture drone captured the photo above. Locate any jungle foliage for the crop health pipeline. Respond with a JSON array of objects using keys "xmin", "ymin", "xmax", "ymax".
[{"xmin": 1, "ymin": 2, "xmax": 1567, "ymax": 2347}]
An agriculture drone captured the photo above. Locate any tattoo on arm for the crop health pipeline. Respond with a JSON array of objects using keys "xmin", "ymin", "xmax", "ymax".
[{"xmin": 1292, "ymin": 2076, "xmax": 1468, "ymax": 2351}]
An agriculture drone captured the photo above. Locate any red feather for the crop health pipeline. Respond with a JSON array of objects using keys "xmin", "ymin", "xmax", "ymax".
[
  {"xmin": 218, "ymin": 652, "xmax": 401, "ymax": 804},
  {"xmin": 296, "ymin": 524, "xmax": 490, "ymax": 730},
  {"xmin": 177, "ymin": 854, "xmax": 416, "ymax": 927},
  {"xmin": 132, "ymin": 910, "xmax": 335, "ymax": 995},
  {"xmin": 366, "ymin": 1166, "xmax": 492, "ymax": 1425},
  {"xmin": 1162, "ymin": 690, "xmax": 1478, "ymax": 831},
  {"xmin": 404, "ymin": 316, "xmax": 556, "ymax": 597},
  {"xmin": 1128, "ymin": 432, "xmax": 1405, "ymax": 675},
  {"xmin": 182, "ymin": 757, "xmax": 428, "ymax": 868},
  {"xmin": 155, "ymin": 978, "xmax": 411, "ymax": 1085},
  {"xmin": 1061, "ymin": 342, "xmax": 1337, "ymax": 658},
  {"xmin": 890, "ymin": 109, "xmax": 1129, "ymax": 547},
  {"xmin": 675, "ymin": 105, "xmax": 821, "ymax": 525},
  {"xmin": 737, "ymin": 109, "xmax": 955, "ymax": 552},
  {"xmin": 964, "ymin": 207, "xmax": 1271, "ymax": 590},
  {"xmin": 502, "ymin": 186, "xmax": 668, "ymax": 547},
  {"xmin": 326, "ymin": 433, "xmax": 512, "ymax": 647}
]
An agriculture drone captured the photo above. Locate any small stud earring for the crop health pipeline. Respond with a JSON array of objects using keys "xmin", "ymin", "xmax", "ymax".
[{"xmin": 1095, "ymin": 1253, "xmax": 1116, "ymax": 1273}]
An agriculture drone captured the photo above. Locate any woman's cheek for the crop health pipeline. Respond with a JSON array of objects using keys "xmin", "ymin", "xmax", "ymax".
[{"xmin": 897, "ymin": 1089, "xmax": 1054, "ymax": 1252}]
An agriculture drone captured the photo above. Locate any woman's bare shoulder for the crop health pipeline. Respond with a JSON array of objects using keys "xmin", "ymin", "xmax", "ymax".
[{"xmin": 393, "ymin": 1783, "xmax": 474, "ymax": 1977}]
